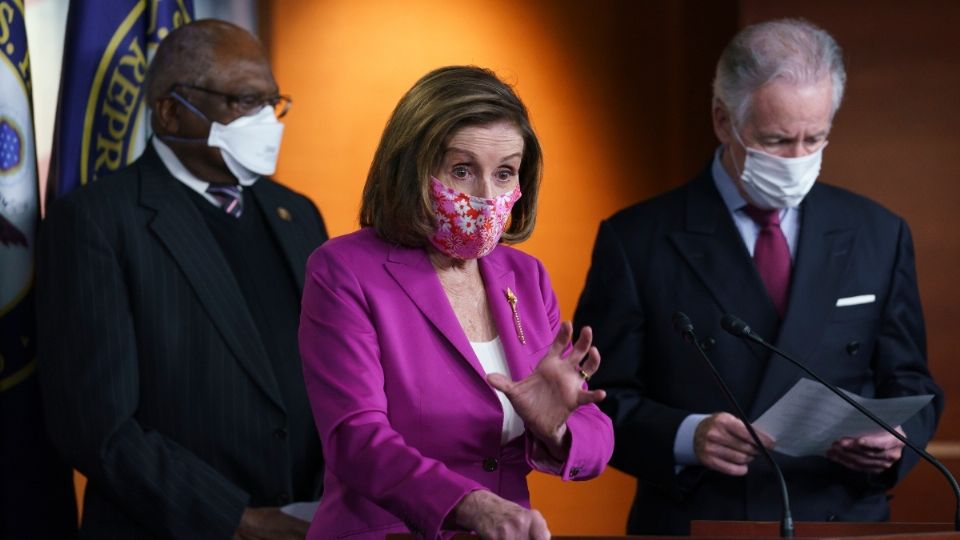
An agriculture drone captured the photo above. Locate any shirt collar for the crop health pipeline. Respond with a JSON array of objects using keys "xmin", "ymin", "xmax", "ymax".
[
  {"xmin": 711, "ymin": 145, "xmax": 748, "ymax": 213},
  {"xmin": 712, "ymin": 145, "xmax": 793, "ymax": 222},
  {"xmin": 151, "ymin": 137, "xmax": 257, "ymax": 195}
]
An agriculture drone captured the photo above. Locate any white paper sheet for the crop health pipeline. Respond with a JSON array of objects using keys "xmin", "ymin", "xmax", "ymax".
[
  {"xmin": 280, "ymin": 501, "xmax": 319, "ymax": 522},
  {"xmin": 753, "ymin": 378, "xmax": 933, "ymax": 457}
]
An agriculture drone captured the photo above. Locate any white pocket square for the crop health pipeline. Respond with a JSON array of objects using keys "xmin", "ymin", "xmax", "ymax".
[{"xmin": 836, "ymin": 294, "xmax": 876, "ymax": 307}]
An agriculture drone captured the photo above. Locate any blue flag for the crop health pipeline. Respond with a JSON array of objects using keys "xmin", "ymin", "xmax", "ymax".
[
  {"xmin": 0, "ymin": 0, "xmax": 77, "ymax": 535},
  {"xmin": 48, "ymin": 0, "xmax": 194, "ymax": 198}
]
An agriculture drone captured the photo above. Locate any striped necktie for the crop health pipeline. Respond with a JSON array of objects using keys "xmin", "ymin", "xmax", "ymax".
[{"xmin": 206, "ymin": 184, "xmax": 243, "ymax": 218}]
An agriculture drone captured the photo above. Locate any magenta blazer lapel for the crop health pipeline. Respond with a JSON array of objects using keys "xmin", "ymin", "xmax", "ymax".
[
  {"xmin": 479, "ymin": 253, "xmax": 547, "ymax": 381},
  {"xmin": 384, "ymin": 242, "xmax": 552, "ymax": 387},
  {"xmin": 383, "ymin": 243, "xmax": 491, "ymax": 382}
]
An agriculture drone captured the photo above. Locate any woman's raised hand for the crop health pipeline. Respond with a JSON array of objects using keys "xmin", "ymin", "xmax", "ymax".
[{"xmin": 487, "ymin": 322, "xmax": 605, "ymax": 452}]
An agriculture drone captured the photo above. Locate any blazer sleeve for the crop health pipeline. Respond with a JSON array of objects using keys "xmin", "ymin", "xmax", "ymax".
[
  {"xmin": 299, "ymin": 246, "xmax": 485, "ymax": 540},
  {"xmin": 870, "ymin": 219, "xmax": 944, "ymax": 487},
  {"xmin": 573, "ymin": 219, "xmax": 694, "ymax": 491},
  {"xmin": 524, "ymin": 258, "xmax": 614, "ymax": 481},
  {"xmin": 36, "ymin": 198, "xmax": 249, "ymax": 540}
]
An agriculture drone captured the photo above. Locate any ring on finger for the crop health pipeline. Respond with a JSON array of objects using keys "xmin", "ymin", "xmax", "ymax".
[{"xmin": 578, "ymin": 369, "xmax": 591, "ymax": 382}]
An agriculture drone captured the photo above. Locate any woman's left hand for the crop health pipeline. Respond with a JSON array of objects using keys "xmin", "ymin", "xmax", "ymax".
[{"xmin": 487, "ymin": 322, "xmax": 605, "ymax": 454}]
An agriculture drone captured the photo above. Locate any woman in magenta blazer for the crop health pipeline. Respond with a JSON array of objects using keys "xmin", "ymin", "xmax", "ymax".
[{"xmin": 299, "ymin": 66, "xmax": 614, "ymax": 539}]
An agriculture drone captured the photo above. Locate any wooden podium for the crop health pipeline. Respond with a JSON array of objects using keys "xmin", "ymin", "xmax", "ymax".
[
  {"xmin": 689, "ymin": 520, "xmax": 957, "ymax": 539},
  {"xmin": 387, "ymin": 521, "xmax": 958, "ymax": 539}
]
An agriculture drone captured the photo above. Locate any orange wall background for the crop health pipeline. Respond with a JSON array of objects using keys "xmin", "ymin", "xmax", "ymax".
[
  {"xmin": 264, "ymin": 0, "xmax": 960, "ymax": 533},
  {"xmin": 268, "ymin": 0, "xmax": 655, "ymax": 312}
]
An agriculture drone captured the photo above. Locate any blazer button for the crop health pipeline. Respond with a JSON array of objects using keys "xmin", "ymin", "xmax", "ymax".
[
  {"xmin": 846, "ymin": 341, "xmax": 861, "ymax": 355},
  {"xmin": 826, "ymin": 512, "xmax": 837, "ymax": 522},
  {"xmin": 482, "ymin": 458, "xmax": 499, "ymax": 472},
  {"xmin": 274, "ymin": 428, "xmax": 288, "ymax": 440}
]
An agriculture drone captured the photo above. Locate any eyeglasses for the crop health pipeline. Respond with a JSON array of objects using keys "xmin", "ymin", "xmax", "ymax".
[{"xmin": 172, "ymin": 83, "xmax": 293, "ymax": 119}]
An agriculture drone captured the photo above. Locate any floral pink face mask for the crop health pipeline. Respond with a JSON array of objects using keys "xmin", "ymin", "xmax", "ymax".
[{"xmin": 427, "ymin": 176, "xmax": 522, "ymax": 260}]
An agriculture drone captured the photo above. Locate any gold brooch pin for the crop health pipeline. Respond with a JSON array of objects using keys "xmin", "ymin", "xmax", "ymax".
[
  {"xmin": 276, "ymin": 206, "xmax": 292, "ymax": 221},
  {"xmin": 504, "ymin": 287, "xmax": 526, "ymax": 345}
]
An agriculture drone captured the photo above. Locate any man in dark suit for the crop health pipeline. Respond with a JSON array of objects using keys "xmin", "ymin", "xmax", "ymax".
[
  {"xmin": 575, "ymin": 18, "xmax": 942, "ymax": 535},
  {"xmin": 37, "ymin": 20, "xmax": 327, "ymax": 539}
]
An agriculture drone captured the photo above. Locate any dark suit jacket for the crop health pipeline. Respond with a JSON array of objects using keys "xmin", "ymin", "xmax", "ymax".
[
  {"xmin": 37, "ymin": 146, "xmax": 328, "ymax": 539},
  {"xmin": 574, "ymin": 168, "xmax": 943, "ymax": 535}
]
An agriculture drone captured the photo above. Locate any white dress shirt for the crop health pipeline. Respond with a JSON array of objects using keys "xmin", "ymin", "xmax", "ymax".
[{"xmin": 151, "ymin": 137, "xmax": 257, "ymax": 207}]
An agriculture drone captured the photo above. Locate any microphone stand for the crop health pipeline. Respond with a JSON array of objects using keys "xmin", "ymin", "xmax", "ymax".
[
  {"xmin": 721, "ymin": 314, "xmax": 960, "ymax": 531},
  {"xmin": 673, "ymin": 312, "xmax": 794, "ymax": 537}
]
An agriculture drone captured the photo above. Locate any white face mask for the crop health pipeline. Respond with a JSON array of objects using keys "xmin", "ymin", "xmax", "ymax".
[
  {"xmin": 731, "ymin": 129, "xmax": 825, "ymax": 209},
  {"xmin": 207, "ymin": 106, "xmax": 284, "ymax": 186}
]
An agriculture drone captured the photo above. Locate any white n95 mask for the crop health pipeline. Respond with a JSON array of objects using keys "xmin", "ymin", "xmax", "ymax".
[
  {"xmin": 207, "ymin": 106, "xmax": 285, "ymax": 185},
  {"xmin": 163, "ymin": 93, "xmax": 287, "ymax": 186}
]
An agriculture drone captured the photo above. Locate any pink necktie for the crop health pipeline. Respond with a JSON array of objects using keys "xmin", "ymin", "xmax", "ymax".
[{"xmin": 744, "ymin": 205, "xmax": 791, "ymax": 317}]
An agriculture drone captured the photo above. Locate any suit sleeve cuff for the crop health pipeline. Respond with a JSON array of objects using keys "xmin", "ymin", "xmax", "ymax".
[{"xmin": 526, "ymin": 405, "xmax": 614, "ymax": 481}]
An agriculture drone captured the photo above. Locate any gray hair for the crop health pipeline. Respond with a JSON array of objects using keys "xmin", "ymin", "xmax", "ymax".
[{"xmin": 713, "ymin": 18, "xmax": 846, "ymax": 127}]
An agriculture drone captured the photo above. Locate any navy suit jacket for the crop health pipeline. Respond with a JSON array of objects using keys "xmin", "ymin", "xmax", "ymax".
[
  {"xmin": 574, "ymin": 168, "xmax": 943, "ymax": 535},
  {"xmin": 37, "ymin": 147, "xmax": 328, "ymax": 539}
]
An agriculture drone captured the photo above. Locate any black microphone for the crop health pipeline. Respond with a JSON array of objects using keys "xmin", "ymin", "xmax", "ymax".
[
  {"xmin": 672, "ymin": 312, "xmax": 794, "ymax": 537},
  {"xmin": 721, "ymin": 313, "xmax": 960, "ymax": 531},
  {"xmin": 673, "ymin": 311, "xmax": 695, "ymax": 343}
]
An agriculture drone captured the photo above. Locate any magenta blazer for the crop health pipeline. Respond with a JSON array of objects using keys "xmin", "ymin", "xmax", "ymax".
[{"xmin": 299, "ymin": 228, "xmax": 613, "ymax": 539}]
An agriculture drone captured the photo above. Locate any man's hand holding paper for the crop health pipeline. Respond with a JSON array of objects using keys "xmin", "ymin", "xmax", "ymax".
[
  {"xmin": 752, "ymin": 379, "xmax": 932, "ymax": 462},
  {"xmin": 827, "ymin": 426, "xmax": 907, "ymax": 474}
]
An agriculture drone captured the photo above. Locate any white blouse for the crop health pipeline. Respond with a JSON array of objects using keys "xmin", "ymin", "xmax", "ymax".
[{"xmin": 470, "ymin": 336, "xmax": 525, "ymax": 444}]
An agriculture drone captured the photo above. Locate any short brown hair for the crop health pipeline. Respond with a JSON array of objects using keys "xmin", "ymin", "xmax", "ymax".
[{"xmin": 360, "ymin": 66, "xmax": 543, "ymax": 247}]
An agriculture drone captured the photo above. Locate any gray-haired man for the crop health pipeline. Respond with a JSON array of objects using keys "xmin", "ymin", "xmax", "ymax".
[{"xmin": 575, "ymin": 18, "xmax": 942, "ymax": 534}]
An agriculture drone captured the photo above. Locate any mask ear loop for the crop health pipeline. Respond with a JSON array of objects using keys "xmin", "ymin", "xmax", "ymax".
[
  {"xmin": 727, "ymin": 115, "xmax": 749, "ymax": 181},
  {"xmin": 158, "ymin": 91, "xmax": 211, "ymax": 144}
]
